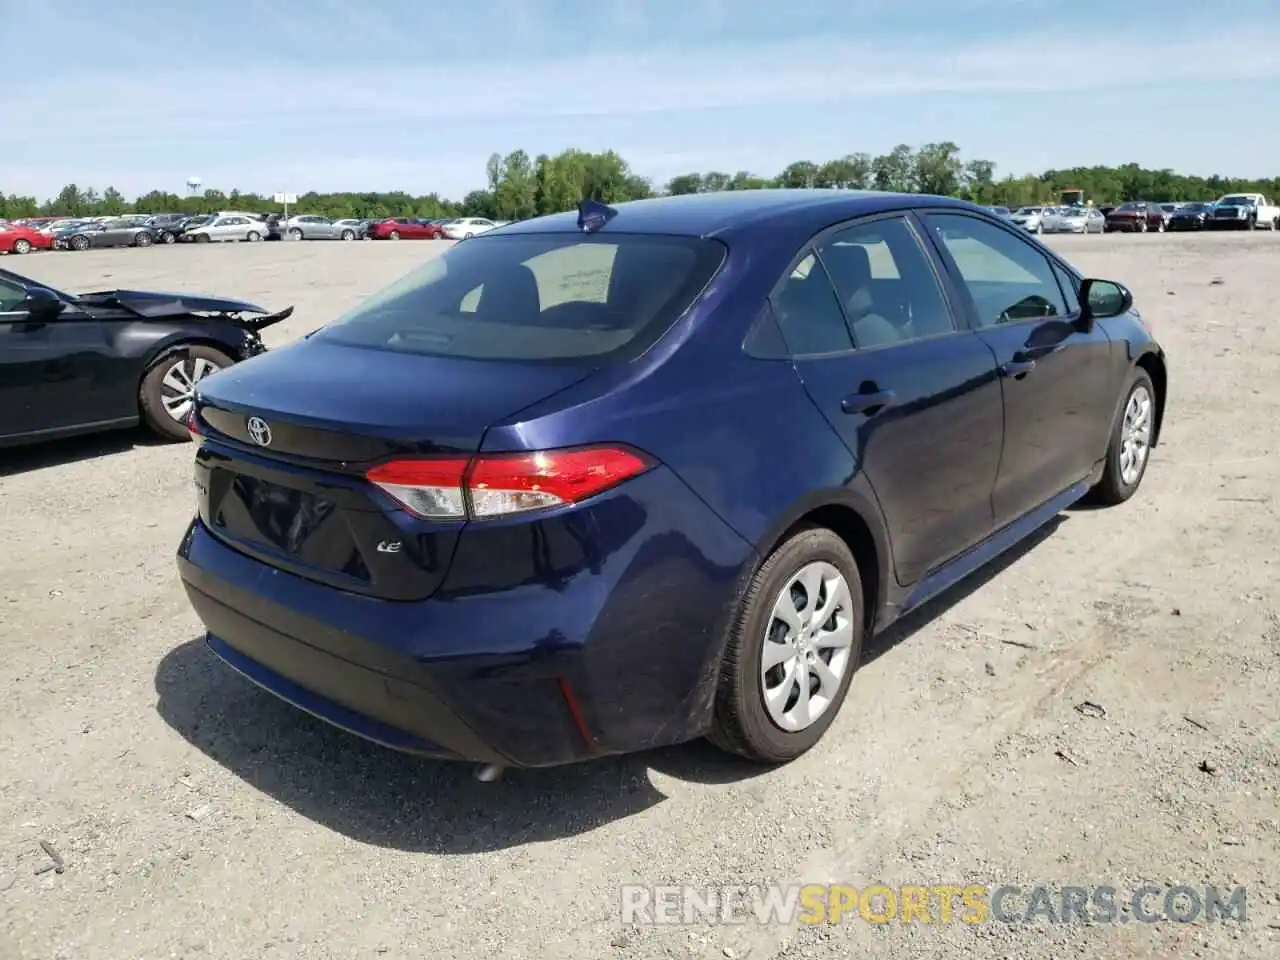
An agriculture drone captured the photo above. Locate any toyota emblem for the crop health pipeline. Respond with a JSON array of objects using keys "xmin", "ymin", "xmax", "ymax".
[{"xmin": 246, "ymin": 416, "xmax": 272, "ymax": 447}]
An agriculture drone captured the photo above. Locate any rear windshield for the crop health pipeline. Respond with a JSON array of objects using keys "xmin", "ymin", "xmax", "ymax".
[{"xmin": 316, "ymin": 232, "xmax": 726, "ymax": 363}]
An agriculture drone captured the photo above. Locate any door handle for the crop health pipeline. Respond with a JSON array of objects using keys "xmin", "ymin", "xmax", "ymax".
[
  {"xmin": 1000, "ymin": 357, "xmax": 1036, "ymax": 379},
  {"xmin": 841, "ymin": 388, "xmax": 896, "ymax": 415}
]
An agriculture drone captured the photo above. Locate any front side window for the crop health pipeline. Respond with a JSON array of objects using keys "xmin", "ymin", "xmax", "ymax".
[
  {"xmin": 317, "ymin": 233, "xmax": 725, "ymax": 363},
  {"xmin": 0, "ymin": 279, "xmax": 26, "ymax": 311},
  {"xmin": 924, "ymin": 214, "xmax": 1067, "ymax": 327}
]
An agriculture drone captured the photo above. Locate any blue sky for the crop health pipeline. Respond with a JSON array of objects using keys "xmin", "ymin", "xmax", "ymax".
[{"xmin": 4, "ymin": 0, "xmax": 1280, "ymax": 201}]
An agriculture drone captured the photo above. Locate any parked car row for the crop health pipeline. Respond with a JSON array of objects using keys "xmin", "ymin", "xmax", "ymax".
[
  {"xmin": 0, "ymin": 212, "xmax": 510, "ymax": 254},
  {"xmin": 988, "ymin": 193, "xmax": 1280, "ymax": 237}
]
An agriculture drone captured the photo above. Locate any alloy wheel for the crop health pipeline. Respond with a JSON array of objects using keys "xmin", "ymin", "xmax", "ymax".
[
  {"xmin": 159, "ymin": 356, "xmax": 220, "ymax": 422},
  {"xmin": 760, "ymin": 561, "xmax": 855, "ymax": 732}
]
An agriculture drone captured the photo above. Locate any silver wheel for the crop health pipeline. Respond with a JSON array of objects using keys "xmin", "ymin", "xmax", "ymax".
[
  {"xmin": 13, "ymin": 238, "xmax": 31, "ymax": 254},
  {"xmin": 1118, "ymin": 384, "xmax": 1153, "ymax": 486},
  {"xmin": 760, "ymin": 561, "xmax": 855, "ymax": 732},
  {"xmin": 159, "ymin": 355, "xmax": 219, "ymax": 422}
]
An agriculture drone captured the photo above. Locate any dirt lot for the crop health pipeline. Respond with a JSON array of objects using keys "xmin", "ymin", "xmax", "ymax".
[{"xmin": 1, "ymin": 234, "xmax": 1277, "ymax": 960}]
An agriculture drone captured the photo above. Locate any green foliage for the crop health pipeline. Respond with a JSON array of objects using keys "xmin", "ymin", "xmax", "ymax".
[{"xmin": 3, "ymin": 144, "xmax": 1277, "ymax": 221}]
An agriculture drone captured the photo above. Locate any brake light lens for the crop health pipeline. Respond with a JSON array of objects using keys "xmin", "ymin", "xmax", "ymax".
[{"xmin": 366, "ymin": 446, "xmax": 653, "ymax": 520}]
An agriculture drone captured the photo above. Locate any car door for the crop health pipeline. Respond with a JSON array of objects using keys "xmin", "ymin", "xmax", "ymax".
[
  {"xmin": 920, "ymin": 210, "xmax": 1115, "ymax": 530},
  {"xmin": 776, "ymin": 213, "xmax": 1004, "ymax": 585},
  {"xmin": 0, "ymin": 282, "xmax": 125, "ymax": 439}
]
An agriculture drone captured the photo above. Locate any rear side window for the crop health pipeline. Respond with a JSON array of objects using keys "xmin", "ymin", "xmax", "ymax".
[
  {"xmin": 771, "ymin": 253, "xmax": 854, "ymax": 355},
  {"xmin": 317, "ymin": 233, "xmax": 725, "ymax": 362},
  {"xmin": 818, "ymin": 216, "xmax": 956, "ymax": 347}
]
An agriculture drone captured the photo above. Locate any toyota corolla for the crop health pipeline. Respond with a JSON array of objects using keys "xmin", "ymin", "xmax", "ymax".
[{"xmin": 177, "ymin": 190, "xmax": 1168, "ymax": 775}]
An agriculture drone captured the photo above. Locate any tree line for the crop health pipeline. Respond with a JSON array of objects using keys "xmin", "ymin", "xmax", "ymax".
[{"xmin": 3, "ymin": 143, "xmax": 1276, "ymax": 223}]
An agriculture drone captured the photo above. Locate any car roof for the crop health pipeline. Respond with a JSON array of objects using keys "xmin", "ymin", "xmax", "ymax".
[{"xmin": 492, "ymin": 189, "xmax": 981, "ymax": 241}]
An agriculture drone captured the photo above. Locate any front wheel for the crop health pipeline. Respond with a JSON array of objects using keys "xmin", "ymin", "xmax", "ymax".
[
  {"xmin": 161, "ymin": 231, "xmax": 176, "ymax": 244},
  {"xmin": 195, "ymin": 233, "xmax": 211, "ymax": 243},
  {"xmin": 389, "ymin": 230, "xmax": 401, "ymax": 240},
  {"xmin": 1035, "ymin": 223, "xmax": 1044, "ymax": 234},
  {"xmin": 135, "ymin": 231, "xmax": 153, "ymax": 246},
  {"xmin": 341, "ymin": 229, "xmax": 355, "ymax": 240},
  {"xmin": 139, "ymin": 346, "xmax": 235, "ymax": 441},
  {"xmin": 246, "ymin": 230, "xmax": 262, "ymax": 242},
  {"xmin": 13, "ymin": 238, "xmax": 32, "ymax": 254},
  {"xmin": 708, "ymin": 526, "xmax": 864, "ymax": 763},
  {"xmin": 1088, "ymin": 368, "xmax": 1156, "ymax": 506},
  {"xmin": 70, "ymin": 235, "xmax": 91, "ymax": 251},
  {"xmin": 1155, "ymin": 219, "xmax": 1165, "ymax": 233}
]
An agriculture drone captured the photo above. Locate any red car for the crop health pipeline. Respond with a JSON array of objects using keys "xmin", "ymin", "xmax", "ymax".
[
  {"xmin": 0, "ymin": 223, "xmax": 54, "ymax": 255},
  {"xmin": 366, "ymin": 217, "xmax": 446, "ymax": 240},
  {"xmin": 1103, "ymin": 201, "xmax": 1166, "ymax": 233}
]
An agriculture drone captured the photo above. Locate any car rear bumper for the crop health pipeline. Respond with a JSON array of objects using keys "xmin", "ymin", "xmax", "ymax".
[{"xmin": 175, "ymin": 466, "xmax": 756, "ymax": 767}]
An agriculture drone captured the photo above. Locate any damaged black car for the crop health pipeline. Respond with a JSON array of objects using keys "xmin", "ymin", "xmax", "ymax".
[{"xmin": 0, "ymin": 267, "xmax": 293, "ymax": 447}]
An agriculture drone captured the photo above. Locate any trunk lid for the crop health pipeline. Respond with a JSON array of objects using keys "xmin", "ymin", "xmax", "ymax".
[{"xmin": 192, "ymin": 339, "xmax": 594, "ymax": 600}]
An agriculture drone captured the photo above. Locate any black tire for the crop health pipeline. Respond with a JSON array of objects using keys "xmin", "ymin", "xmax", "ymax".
[
  {"xmin": 288, "ymin": 228, "xmax": 303, "ymax": 240},
  {"xmin": 708, "ymin": 526, "xmax": 865, "ymax": 763},
  {"xmin": 135, "ymin": 231, "xmax": 153, "ymax": 247},
  {"xmin": 341, "ymin": 229, "xmax": 355, "ymax": 240},
  {"xmin": 196, "ymin": 233, "xmax": 211, "ymax": 243},
  {"xmin": 139, "ymin": 345, "xmax": 235, "ymax": 441},
  {"xmin": 71, "ymin": 234, "xmax": 90, "ymax": 251},
  {"xmin": 246, "ymin": 230, "xmax": 262, "ymax": 242},
  {"xmin": 161, "ymin": 231, "xmax": 176, "ymax": 244},
  {"xmin": 13, "ymin": 238, "xmax": 31, "ymax": 254},
  {"xmin": 1088, "ymin": 368, "xmax": 1156, "ymax": 506}
]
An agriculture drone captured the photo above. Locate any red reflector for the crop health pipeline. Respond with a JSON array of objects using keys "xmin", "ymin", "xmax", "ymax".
[
  {"xmin": 187, "ymin": 408, "xmax": 204, "ymax": 442},
  {"xmin": 365, "ymin": 446, "xmax": 652, "ymax": 520}
]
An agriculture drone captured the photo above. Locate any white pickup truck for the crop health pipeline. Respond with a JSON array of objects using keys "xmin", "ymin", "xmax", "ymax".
[{"xmin": 1206, "ymin": 193, "xmax": 1280, "ymax": 230}]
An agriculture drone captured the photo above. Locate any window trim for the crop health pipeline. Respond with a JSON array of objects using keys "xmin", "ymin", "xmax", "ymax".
[
  {"xmin": 915, "ymin": 208, "xmax": 1084, "ymax": 333},
  {"xmin": 758, "ymin": 209, "xmax": 971, "ymax": 359}
]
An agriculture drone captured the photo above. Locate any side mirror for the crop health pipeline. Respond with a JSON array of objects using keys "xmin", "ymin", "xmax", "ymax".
[
  {"xmin": 1077, "ymin": 278, "xmax": 1132, "ymax": 330},
  {"xmin": 21, "ymin": 286, "xmax": 67, "ymax": 322}
]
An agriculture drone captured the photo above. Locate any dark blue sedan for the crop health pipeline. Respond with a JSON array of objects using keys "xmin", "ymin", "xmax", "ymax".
[{"xmin": 177, "ymin": 189, "xmax": 1168, "ymax": 773}]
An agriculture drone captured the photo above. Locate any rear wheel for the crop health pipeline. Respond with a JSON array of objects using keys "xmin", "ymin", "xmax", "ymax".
[
  {"xmin": 70, "ymin": 234, "xmax": 90, "ymax": 251},
  {"xmin": 12, "ymin": 238, "xmax": 31, "ymax": 254},
  {"xmin": 135, "ymin": 231, "xmax": 153, "ymax": 247},
  {"xmin": 139, "ymin": 345, "xmax": 235, "ymax": 441},
  {"xmin": 161, "ymin": 231, "xmax": 176, "ymax": 244},
  {"xmin": 389, "ymin": 230, "xmax": 401, "ymax": 240},
  {"xmin": 341, "ymin": 229, "xmax": 355, "ymax": 240},
  {"xmin": 708, "ymin": 526, "xmax": 864, "ymax": 763},
  {"xmin": 1155, "ymin": 219, "xmax": 1165, "ymax": 233},
  {"xmin": 195, "ymin": 233, "xmax": 211, "ymax": 243},
  {"xmin": 1088, "ymin": 368, "xmax": 1156, "ymax": 506}
]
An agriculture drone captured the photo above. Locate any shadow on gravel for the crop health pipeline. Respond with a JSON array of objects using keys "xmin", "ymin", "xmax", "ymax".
[
  {"xmin": 859, "ymin": 514, "xmax": 1066, "ymax": 665},
  {"xmin": 0, "ymin": 427, "xmax": 165, "ymax": 477},
  {"xmin": 153, "ymin": 515, "xmax": 1065, "ymax": 853},
  {"xmin": 154, "ymin": 638, "xmax": 749, "ymax": 852}
]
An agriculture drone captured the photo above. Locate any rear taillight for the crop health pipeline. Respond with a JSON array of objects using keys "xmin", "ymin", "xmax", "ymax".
[{"xmin": 365, "ymin": 446, "xmax": 653, "ymax": 521}]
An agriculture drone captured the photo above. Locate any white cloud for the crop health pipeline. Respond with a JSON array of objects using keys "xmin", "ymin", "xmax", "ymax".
[{"xmin": 8, "ymin": 21, "xmax": 1280, "ymax": 197}]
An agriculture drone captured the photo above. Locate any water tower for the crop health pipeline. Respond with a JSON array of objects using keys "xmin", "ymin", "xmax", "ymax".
[{"xmin": 186, "ymin": 176, "xmax": 202, "ymax": 197}]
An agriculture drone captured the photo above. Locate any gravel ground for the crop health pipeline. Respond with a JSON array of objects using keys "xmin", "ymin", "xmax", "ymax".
[{"xmin": 1, "ymin": 233, "xmax": 1277, "ymax": 960}]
